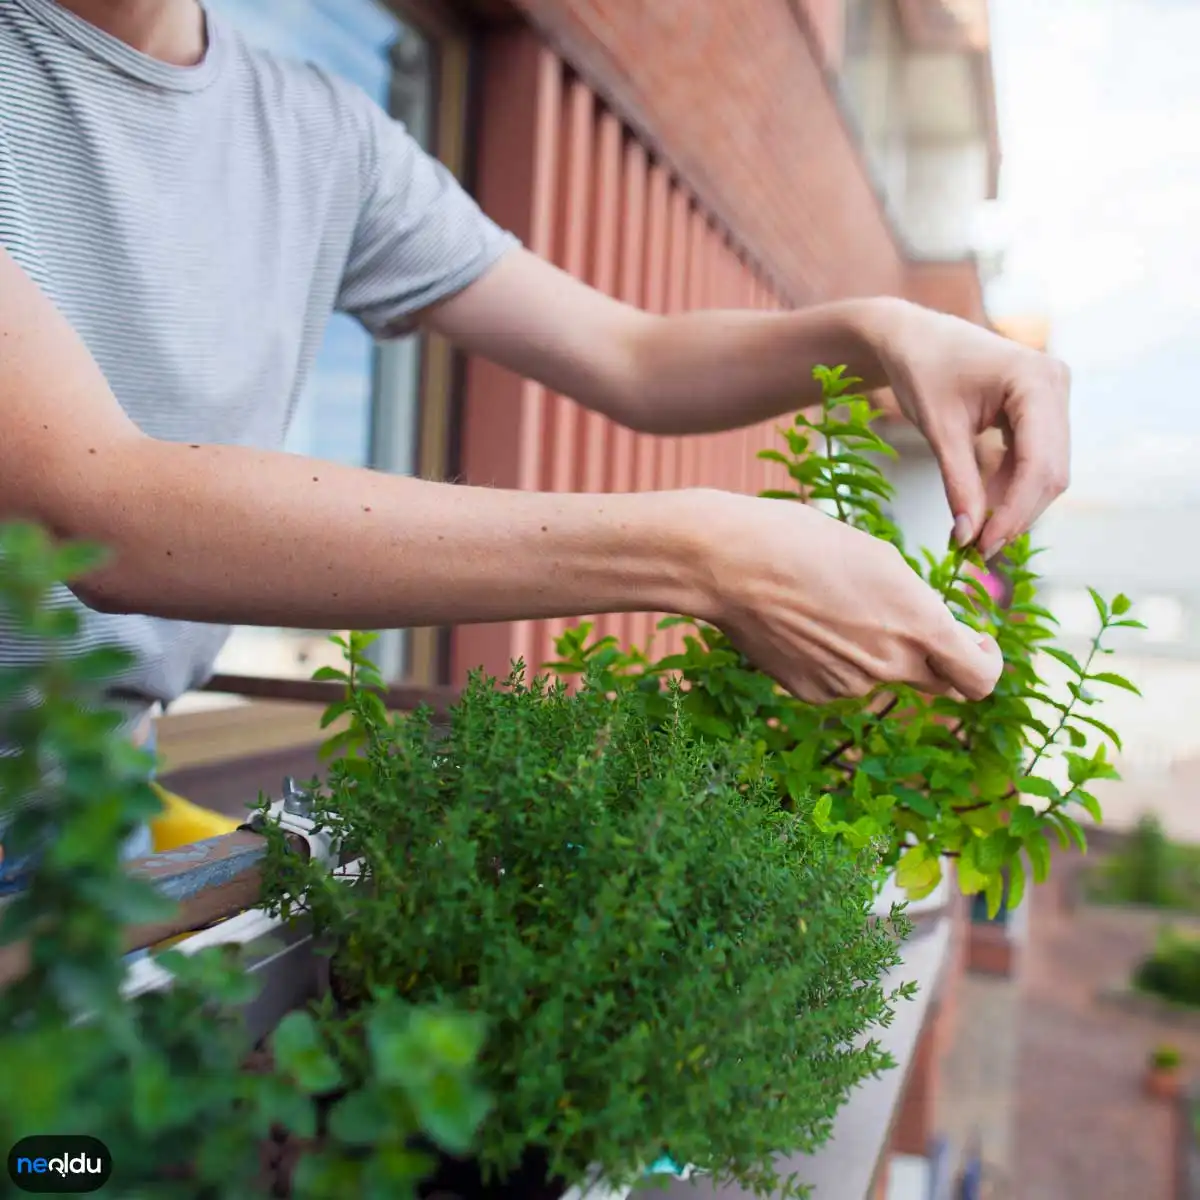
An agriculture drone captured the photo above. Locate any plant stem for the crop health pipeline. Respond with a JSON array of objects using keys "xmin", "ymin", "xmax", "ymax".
[
  {"xmin": 1024, "ymin": 622, "xmax": 1106, "ymax": 778},
  {"xmin": 820, "ymin": 696, "xmax": 900, "ymax": 768},
  {"xmin": 823, "ymin": 397, "xmax": 848, "ymax": 526}
]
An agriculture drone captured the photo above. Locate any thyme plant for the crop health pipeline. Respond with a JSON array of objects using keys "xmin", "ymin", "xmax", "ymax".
[
  {"xmin": 550, "ymin": 366, "xmax": 1141, "ymax": 916},
  {"xmin": 261, "ymin": 635, "xmax": 910, "ymax": 1199}
]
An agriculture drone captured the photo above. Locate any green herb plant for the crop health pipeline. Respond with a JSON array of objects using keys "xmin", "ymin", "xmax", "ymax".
[
  {"xmin": 1088, "ymin": 813, "xmax": 1199, "ymax": 911},
  {"xmin": 550, "ymin": 366, "xmax": 1141, "ymax": 917},
  {"xmin": 261, "ymin": 635, "xmax": 911, "ymax": 1199},
  {"xmin": 1150, "ymin": 1044, "xmax": 1183, "ymax": 1072},
  {"xmin": 1135, "ymin": 928, "xmax": 1200, "ymax": 1011},
  {"xmin": 0, "ymin": 521, "xmax": 488, "ymax": 1200}
]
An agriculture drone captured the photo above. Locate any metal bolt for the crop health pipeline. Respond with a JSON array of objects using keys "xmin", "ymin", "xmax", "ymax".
[{"xmin": 281, "ymin": 776, "xmax": 312, "ymax": 818}]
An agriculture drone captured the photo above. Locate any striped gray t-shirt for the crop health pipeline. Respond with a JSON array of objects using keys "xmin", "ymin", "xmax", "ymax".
[{"xmin": 0, "ymin": 0, "xmax": 516, "ymax": 713}]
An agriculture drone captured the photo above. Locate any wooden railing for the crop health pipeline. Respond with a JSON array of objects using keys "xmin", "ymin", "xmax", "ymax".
[
  {"xmin": 203, "ymin": 674, "xmax": 459, "ymax": 716},
  {"xmin": 0, "ymin": 827, "xmax": 284, "ymax": 989}
]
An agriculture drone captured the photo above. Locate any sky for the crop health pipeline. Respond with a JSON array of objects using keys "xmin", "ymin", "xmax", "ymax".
[{"xmin": 986, "ymin": 0, "xmax": 1200, "ymax": 508}]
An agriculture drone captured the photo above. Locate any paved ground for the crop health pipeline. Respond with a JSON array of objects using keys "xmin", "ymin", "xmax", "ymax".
[
  {"xmin": 936, "ymin": 972, "xmax": 1021, "ymax": 1190},
  {"xmin": 1011, "ymin": 854, "xmax": 1198, "ymax": 1200}
]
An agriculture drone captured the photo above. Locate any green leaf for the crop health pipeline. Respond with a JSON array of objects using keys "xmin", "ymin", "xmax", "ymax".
[
  {"xmin": 51, "ymin": 540, "xmax": 110, "ymax": 581},
  {"xmin": 896, "ymin": 845, "xmax": 942, "ymax": 900},
  {"xmin": 273, "ymin": 1010, "xmax": 343, "ymax": 1095},
  {"xmin": 1075, "ymin": 789, "xmax": 1103, "ymax": 823},
  {"xmin": 68, "ymin": 646, "xmax": 138, "ymax": 682},
  {"xmin": 1073, "ymin": 714, "xmax": 1124, "ymax": 751},
  {"xmin": 311, "ymin": 665, "xmax": 349, "ymax": 684},
  {"xmin": 957, "ymin": 840, "xmax": 988, "ymax": 895},
  {"xmin": 985, "ymin": 872, "xmax": 1005, "ymax": 920},
  {"xmin": 327, "ymin": 1088, "xmax": 390, "ymax": 1147},
  {"xmin": 1087, "ymin": 588, "xmax": 1109, "ymax": 624},
  {"xmin": 254, "ymin": 1074, "xmax": 317, "ymax": 1140},
  {"xmin": 1111, "ymin": 593, "xmax": 1132, "ymax": 616},
  {"xmin": 1041, "ymin": 646, "xmax": 1084, "ymax": 675},
  {"xmin": 1007, "ymin": 854, "xmax": 1027, "ymax": 914},
  {"xmin": 1050, "ymin": 811, "xmax": 1088, "ymax": 854},
  {"xmin": 1087, "ymin": 671, "xmax": 1141, "ymax": 696},
  {"xmin": 1017, "ymin": 776, "xmax": 1061, "ymax": 801},
  {"xmin": 408, "ymin": 1073, "xmax": 491, "ymax": 1157},
  {"xmin": 1009, "ymin": 805, "xmax": 1043, "ymax": 838},
  {"xmin": 1026, "ymin": 832, "xmax": 1051, "ymax": 883},
  {"xmin": 812, "ymin": 794, "xmax": 833, "ymax": 831}
]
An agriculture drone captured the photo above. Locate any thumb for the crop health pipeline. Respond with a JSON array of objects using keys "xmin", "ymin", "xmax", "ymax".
[
  {"xmin": 927, "ymin": 621, "xmax": 1003, "ymax": 702},
  {"xmin": 930, "ymin": 418, "xmax": 988, "ymax": 549}
]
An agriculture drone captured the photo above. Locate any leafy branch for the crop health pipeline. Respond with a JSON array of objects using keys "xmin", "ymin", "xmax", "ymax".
[{"xmin": 550, "ymin": 366, "xmax": 1141, "ymax": 918}]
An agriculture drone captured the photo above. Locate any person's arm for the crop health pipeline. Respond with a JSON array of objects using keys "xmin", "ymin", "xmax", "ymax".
[
  {"xmin": 0, "ymin": 248, "xmax": 1000, "ymax": 703},
  {"xmin": 423, "ymin": 249, "xmax": 1071, "ymax": 561},
  {"xmin": 0, "ymin": 250, "xmax": 704, "ymax": 631}
]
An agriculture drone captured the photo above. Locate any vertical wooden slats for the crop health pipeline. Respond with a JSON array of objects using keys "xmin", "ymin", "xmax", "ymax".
[
  {"xmin": 458, "ymin": 44, "xmax": 793, "ymax": 684},
  {"xmin": 635, "ymin": 161, "xmax": 671, "ymax": 656},
  {"xmin": 612, "ymin": 135, "xmax": 648, "ymax": 654},
  {"xmin": 585, "ymin": 107, "xmax": 624, "ymax": 648},
  {"xmin": 536, "ymin": 77, "xmax": 596, "ymax": 674},
  {"xmin": 454, "ymin": 35, "xmax": 562, "ymax": 683}
]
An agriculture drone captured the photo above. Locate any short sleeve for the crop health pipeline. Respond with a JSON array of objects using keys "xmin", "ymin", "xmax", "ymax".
[{"xmin": 336, "ymin": 95, "xmax": 519, "ymax": 337}]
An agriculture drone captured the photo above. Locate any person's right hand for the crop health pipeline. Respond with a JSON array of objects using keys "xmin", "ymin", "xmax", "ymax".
[{"xmin": 689, "ymin": 491, "xmax": 1003, "ymax": 705}]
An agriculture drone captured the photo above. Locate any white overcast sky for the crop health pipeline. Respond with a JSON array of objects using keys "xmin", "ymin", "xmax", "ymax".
[{"xmin": 986, "ymin": 0, "xmax": 1200, "ymax": 508}]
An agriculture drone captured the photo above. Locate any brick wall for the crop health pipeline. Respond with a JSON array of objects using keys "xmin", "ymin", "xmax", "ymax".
[
  {"xmin": 454, "ymin": 30, "xmax": 796, "ymax": 681},
  {"xmin": 500, "ymin": 0, "xmax": 906, "ymax": 304}
]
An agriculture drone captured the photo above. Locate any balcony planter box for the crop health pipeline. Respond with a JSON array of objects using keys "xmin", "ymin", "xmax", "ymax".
[{"xmin": 122, "ymin": 856, "xmax": 684, "ymax": 1200}]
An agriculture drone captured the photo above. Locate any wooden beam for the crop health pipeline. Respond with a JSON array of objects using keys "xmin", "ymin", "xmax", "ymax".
[
  {"xmin": 203, "ymin": 674, "xmax": 458, "ymax": 717},
  {"xmin": 0, "ymin": 829, "xmax": 303, "ymax": 990}
]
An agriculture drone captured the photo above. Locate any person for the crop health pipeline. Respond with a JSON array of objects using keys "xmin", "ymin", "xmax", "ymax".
[{"xmin": 0, "ymin": 0, "xmax": 1068, "ymax": 875}]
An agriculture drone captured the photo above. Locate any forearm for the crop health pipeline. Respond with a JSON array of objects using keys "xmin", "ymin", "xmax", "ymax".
[
  {"xmin": 624, "ymin": 297, "xmax": 899, "ymax": 436},
  {"xmin": 424, "ymin": 249, "xmax": 902, "ymax": 438},
  {"xmin": 45, "ymin": 440, "xmax": 710, "ymax": 629}
]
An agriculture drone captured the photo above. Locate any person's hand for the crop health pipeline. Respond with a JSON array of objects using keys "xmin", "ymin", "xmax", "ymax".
[
  {"xmin": 690, "ymin": 492, "xmax": 1003, "ymax": 704},
  {"xmin": 862, "ymin": 299, "xmax": 1071, "ymax": 561}
]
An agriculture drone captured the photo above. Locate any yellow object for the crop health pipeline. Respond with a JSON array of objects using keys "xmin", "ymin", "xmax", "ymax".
[
  {"xmin": 147, "ymin": 783, "xmax": 242, "ymax": 952},
  {"xmin": 149, "ymin": 782, "xmax": 240, "ymax": 853}
]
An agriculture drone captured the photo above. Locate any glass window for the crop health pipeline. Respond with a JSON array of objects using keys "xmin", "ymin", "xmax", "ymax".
[{"xmin": 195, "ymin": 0, "xmax": 434, "ymax": 691}]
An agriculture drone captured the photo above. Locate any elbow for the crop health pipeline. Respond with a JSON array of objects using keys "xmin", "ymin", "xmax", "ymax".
[{"xmin": 605, "ymin": 312, "xmax": 670, "ymax": 435}]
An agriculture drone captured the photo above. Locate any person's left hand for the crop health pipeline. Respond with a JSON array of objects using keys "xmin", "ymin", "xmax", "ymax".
[{"xmin": 863, "ymin": 300, "xmax": 1071, "ymax": 561}]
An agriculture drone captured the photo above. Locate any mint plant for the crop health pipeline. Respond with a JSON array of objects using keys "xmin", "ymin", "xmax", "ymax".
[
  {"xmin": 260, "ymin": 639, "xmax": 911, "ymax": 1199},
  {"xmin": 0, "ymin": 521, "xmax": 488, "ymax": 1200},
  {"xmin": 550, "ymin": 366, "xmax": 1141, "ymax": 917}
]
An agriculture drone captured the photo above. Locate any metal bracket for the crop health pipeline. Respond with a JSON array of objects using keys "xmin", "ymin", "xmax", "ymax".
[{"xmin": 239, "ymin": 777, "xmax": 338, "ymax": 870}]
